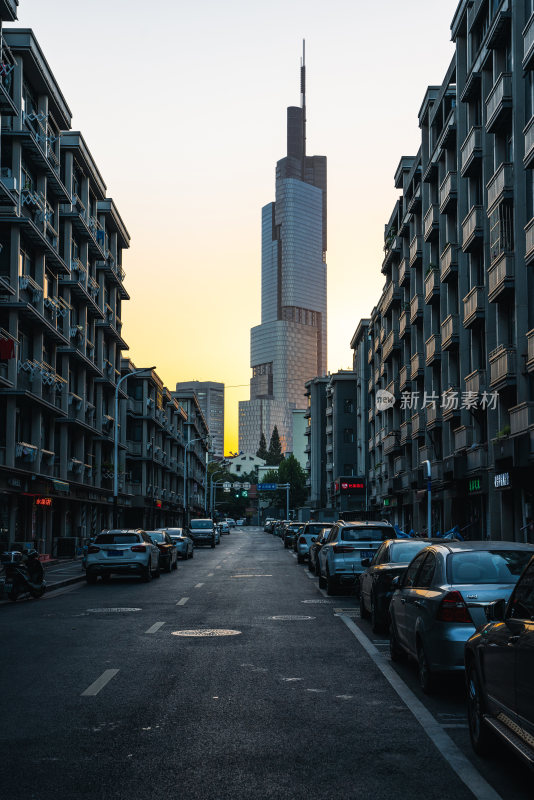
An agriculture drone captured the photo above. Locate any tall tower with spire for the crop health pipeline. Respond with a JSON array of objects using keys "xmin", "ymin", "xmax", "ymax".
[{"xmin": 239, "ymin": 44, "xmax": 327, "ymax": 455}]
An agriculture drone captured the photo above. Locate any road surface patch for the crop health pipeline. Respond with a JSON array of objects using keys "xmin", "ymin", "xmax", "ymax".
[{"xmin": 171, "ymin": 629, "xmax": 242, "ymax": 637}]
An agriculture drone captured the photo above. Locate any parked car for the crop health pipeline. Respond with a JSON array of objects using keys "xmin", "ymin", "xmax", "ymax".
[
  {"xmin": 264, "ymin": 519, "xmax": 275, "ymax": 532},
  {"xmin": 85, "ymin": 530, "xmax": 160, "ymax": 583},
  {"xmin": 188, "ymin": 519, "xmax": 216, "ymax": 548},
  {"xmin": 465, "ymin": 553, "xmax": 534, "ymax": 767},
  {"xmin": 162, "ymin": 528, "xmax": 194, "ymax": 560},
  {"xmin": 308, "ymin": 527, "xmax": 333, "ymax": 575},
  {"xmin": 227, "ymin": 518, "xmax": 236, "ymax": 529},
  {"xmin": 236, "ymin": 519, "xmax": 245, "ymax": 526},
  {"xmin": 296, "ymin": 522, "xmax": 334, "ymax": 564},
  {"xmin": 389, "ymin": 541, "xmax": 534, "ymax": 693},
  {"xmin": 146, "ymin": 531, "xmax": 178, "ymax": 572},
  {"xmin": 317, "ymin": 520, "xmax": 396, "ymax": 596},
  {"xmin": 283, "ymin": 523, "xmax": 303, "ymax": 549},
  {"xmin": 359, "ymin": 538, "xmax": 444, "ymax": 632},
  {"xmin": 214, "ymin": 526, "xmax": 221, "ymax": 545},
  {"xmin": 219, "ymin": 521, "xmax": 230, "ymax": 535}
]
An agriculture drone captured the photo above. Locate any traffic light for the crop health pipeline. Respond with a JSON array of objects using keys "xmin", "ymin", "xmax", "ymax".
[
  {"xmin": 235, "ymin": 492, "xmax": 240, "ymax": 499},
  {"xmin": 241, "ymin": 490, "xmax": 248, "ymax": 498}
]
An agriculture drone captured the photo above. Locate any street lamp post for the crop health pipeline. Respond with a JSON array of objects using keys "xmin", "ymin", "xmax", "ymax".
[{"xmin": 113, "ymin": 366, "xmax": 156, "ymax": 528}]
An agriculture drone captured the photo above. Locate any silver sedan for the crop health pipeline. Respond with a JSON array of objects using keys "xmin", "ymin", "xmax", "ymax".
[
  {"xmin": 160, "ymin": 528, "xmax": 194, "ymax": 560},
  {"xmin": 389, "ymin": 540, "xmax": 534, "ymax": 693}
]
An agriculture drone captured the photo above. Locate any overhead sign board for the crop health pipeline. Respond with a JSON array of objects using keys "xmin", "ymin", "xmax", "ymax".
[{"xmin": 258, "ymin": 483, "xmax": 277, "ymax": 491}]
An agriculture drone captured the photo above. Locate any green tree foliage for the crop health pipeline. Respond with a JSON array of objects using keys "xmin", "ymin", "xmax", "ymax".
[
  {"xmin": 256, "ymin": 431, "xmax": 268, "ymax": 461},
  {"xmin": 278, "ymin": 455, "xmax": 307, "ymax": 509},
  {"xmin": 267, "ymin": 425, "xmax": 283, "ymax": 466}
]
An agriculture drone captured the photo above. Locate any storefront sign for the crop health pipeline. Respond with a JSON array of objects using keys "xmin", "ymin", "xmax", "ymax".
[
  {"xmin": 35, "ymin": 497, "xmax": 53, "ymax": 507},
  {"xmin": 7, "ymin": 478, "xmax": 22, "ymax": 488},
  {"xmin": 334, "ymin": 477, "xmax": 366, "ymax": 495},
  {"xmin": 468, "ymin": 478, "xmax": 481, "ymax": 493},
  {"xmin": 383, "ymin": 498, "xmax": 397, "ymax": 508},
  {"xmin": 494, "ymin": 472, "xmax": 511, "ymax": 489}
]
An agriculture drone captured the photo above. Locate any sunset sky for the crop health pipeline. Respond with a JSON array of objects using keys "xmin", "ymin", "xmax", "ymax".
[{"xmin": 14, "ymin": 0, "xmax": 459, "ymax": 454}]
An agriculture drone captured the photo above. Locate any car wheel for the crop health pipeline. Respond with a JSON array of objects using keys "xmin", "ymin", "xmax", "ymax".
[
  {"xmin": 371, "ymin": 595, "xmax": 384, "ymax": 633},
  {"xmin": 318, "ymin": 568, "xmax": 327, "ymax": 589},
  {"xmin": 165, "ymin": 557, "xmax": 172, "ymax": 573},
  {"xmin": 189, "ymin": 549, "xmax": 194, "ymax": 559},
  {"xmin": 467, "ymin": 663, "xmax": 494, "ymax": 755},
  {"xmin": 86, "ymin": 573, "xmax": 98, "ymax": 585},
  {"xmin": 142, "ymin": 565, "xmax": 152, "ymax": 583},
  {"xmin": 307, "ymin": 557, "xmax": 315, "ymax": 573},
  {"xmin": 154, "ymin": 563, "xmax": 161, "ymax": 578},
  {"xmin": 389, "ymin": 623, "xmax": 404, "ymax": 662},
  {"xmin": 172, "ymin": 556, "xmax": 178, "ymax": 570},
  {"xmin": 297, "ymin": 554, "xmax": 305, "ymax": 564},
  {"xmin": 359, "ymin": 592, "xmax": 370, "ymax": 619},
  {"xmin": 101, "ymin": 574, "xmax": 111, "ymax": 584},
  {"xmin": 284, "ymin": 541, "xmax": 288, "ymax": 548},
  {"xmin": 211, "ymin": 541, "xmax": 215, "ymax": 549},
  {"xmin": 417, "ymin": 641, "xmax": 435, "ymax": 695},
  {"xmin": 326, "ymin": 570, "xmax": 337, "ymax": 596}
]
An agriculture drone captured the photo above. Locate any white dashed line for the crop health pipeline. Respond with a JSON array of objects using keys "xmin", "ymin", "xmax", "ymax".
[
  {"xmin": 216, "ymin": 565, "xmax": 222, "ymax": 569},
  {"xmin": 305, "ymin": 572, "xmax": 316, "ymax": 579},
  {"xmin": 81, "ymin": 669, "xmax": 119, "ymax": 697},
  {"xmin": 207, "ymin": 573, "xmax": 214, "ymax": 577},
  {"xmin": 194, "ymin": 583, "xmax": 204, "ymax": 589},
  {"xmin": 145, "ymin": 622, "xmax": 165, "ymax": 634},
  {"xmin": 176, "ymin": 597, "xmax": 189, "ymax": 606}
]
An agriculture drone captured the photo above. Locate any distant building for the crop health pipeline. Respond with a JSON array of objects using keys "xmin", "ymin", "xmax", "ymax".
[
  {"xmin": 175, "ymin": 381, "xmax": 224, "ymax": 459},
  {"xmin": 291, "ymin": 409, "xmax": 307, "ymax": 469},
  {"xmin": 239, "ymin": 45, "xmax": 327, "ymax": 455},
  {"xmin": 304, "ymin": 376, "xmax": 329, "ymax": 511},
  {"xmin": 225, "ymin": 453, "xmax": 266, "ymax": 476}
]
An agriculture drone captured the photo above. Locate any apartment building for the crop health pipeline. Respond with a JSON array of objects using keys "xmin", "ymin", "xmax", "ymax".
[
  {"xmin": 303, "ymin": 376, "xmax": 329, "ymax": 512},
  {"xmin": 366, "ymin": 0, "xmax": 534, "ymax": 541},
  {"xmin": 0, "ymin": 27, "xmax": 132, "ymax": 553},
  {"xmin": 172, "ymin": 387, "xmax": 210, "ymax": 523},
  {"xmin": 175, "ymin": 380, "xmax": 224, "ymax": 459}
]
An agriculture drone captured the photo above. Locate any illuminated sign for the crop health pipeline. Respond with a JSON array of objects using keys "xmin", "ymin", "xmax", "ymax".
[
  {"xmin": 155, "ymin": 500, "xmax": 162, "ymax": 508},
  {"xmin": 494, "ymin": 472, "xmax": 510, "ymax": 489},
  {"xmin": 35, "ymin": 497, "xmax": 52, "ymax": 507},
  {"xmin": 334, "ymin": 477, "xmax": 366, "ymax": 495},
  {"xmin": 468, "ymin": 478, "xmax": 481, "ymax": 493}
]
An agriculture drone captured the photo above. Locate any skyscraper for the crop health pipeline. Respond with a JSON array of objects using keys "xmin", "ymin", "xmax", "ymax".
[
  {"xmin": 175, "ymin": 381, "xmax": 225, "ymax": 459},
  {"xmin": 239, "ymin": 45, "xmax": 327, "ymax": 455}
]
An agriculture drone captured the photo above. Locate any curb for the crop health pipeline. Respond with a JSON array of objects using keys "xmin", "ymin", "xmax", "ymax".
[{"xmin": 0, "ymin": 573, "xmax": 85, "ymax": 606}]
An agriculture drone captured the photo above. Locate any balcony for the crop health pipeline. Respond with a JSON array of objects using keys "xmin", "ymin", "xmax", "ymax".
[
  {"xmin": 384, "ymin": 431, "xmax": 400, "ymax": 455},
  {"xmin": 439, "ymin": 171, "xmax": 457, "ymax": 214},
  {"xmin": 425, "ymin": 334, "xmax": 441, "ymax": 366},
  {"xmin": 426, "ymin": 404, "xmax": 441, "ymax": 430},
  {"xmin": 454, "ymin": 426, "xmax": 472, "ymax": 452},
  {"xmin": 410, "ymin": 293, "xmax": 423, "ymax": 324},
  {"xmin": 368, "ymin": 377, "xmax": 373, "ymax": 394},
  {"xmin": 440, "ymin": 242, "xmax": 458, "ymax": 283},
  {"xmin": 368, "ymin": 346, "xmax": 373, "ymax": 365},
  {"xmin": 527, "ymin": 329, "xmax": 534, "ymax": 373},
  {"xmin": 398, "ymin": 258, "xmax": 409, "ymax": 287},
  {"xmin": 410, "ymin": 352, "xmax": 424, "ymax": 380},
  {"xmin": 382, "ymin": 282, "xmax": 401, "ymax": 315},
  {"xmin": 489, "ymin": 345, "xmax": 516, "ymax": 390},
  {"xmin": 441, "ymin": 314, "xmax": 459, "ymax": 351},
  {"xmin": 409, "ymin": 235, "xmax": 422, "ymax": 267},
  {"xmin": 510, "ymin": 402, "xmax": 534, "ymax": 436},
  {"xmin": 368, "ymin": 407, "xmax": 374, "ymax": 423},
  {"xmin": 399, "ymin": 364, "xmax": 408, "ymax": 391},
  {"xmin": 419, "ymin": 445, "xmax": 433, "ymax": 464},
  {"xmin": 467, "ymin": 446, "xmax": 487, "ymax": 472},
  {"xmin": 407, "ymin": 185, "xmax": 421, "ymax": 214},
  {"xmin": 523, "ymin": 13, "xmax": 534, "ymax": 70},
  {"xmin": 400, "ymin": 420, "xmax": 411, "ymax": 444},
  {"xmin": 465, "ymin": 369, "xmax": 487, "ymax": 397},
  {"xmin": 382, "ymin": 328, "xmax": 399, "ymax": 361},
  {"xmin": 424, "ymin": 268, "xmax": 440, "ymax": 304},
  {"xmin": 525, "ymin": 217, "xmax": 534, "ymax": 265},
  {"xmin": 374, "ymin": 367, "xmax": 380, "ymax": 385},
  {"xmin": 368, "ymin": 437, "xmax": 374, "ymax": 453},
  {"xmin": 411, "ymin": 412, "xmax": 423, "ymax": 438},
  {"xmin": 442, "ymin": 386, "xmax": 460, "ymax": 422},
  {"xmin": 488, "ymin": 253, "xmax": 514, "ymax": 303},
  {"xmin": 486, "ymin": 73, "xmax": 512, "ymax": 134},
  {"xmin": 399, "ymin": 309, "xmax": 410, "ymax": 339},
  {"xmin": 424, "ymin": 204, "xmax": 439, "ymax": 242},
  {"xmin": 525, "ymin": 115, "xmax": 534, "ymax": 170},
  {"xmin": 486, "ymin": 163, "xmax": 513, "ymax": 214},
  {"xmin": 461, "ymin": 127, "xmax": 482, "ymax": 177},
  {"xmin": 393, "ymin": 455, "xmax": 405, "ymax": 476},
  {"xmin": 463, "ymin": 286, "xmax": 485, "ymax": 328},
  {"xmin": 462, "ymin": 206, "xmax": 484, "ymax": 252},
  {"xmin": 386, "ymin": 378, "xmax": 399, "ymax": 398}
]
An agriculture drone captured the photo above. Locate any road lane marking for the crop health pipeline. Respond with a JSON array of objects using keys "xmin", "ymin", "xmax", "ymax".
[
  {"xmin": 176, "ymin": 597, "xmax": 189, "ymax": 606},
  {"xmin": 216, "ymin": 565, "xmax": 222, "ymax": 569},
  {"xmin": 194, "ymin": 583, "xmax": 204, "ymax": 589},
  {"xmin": 145, "ymin": 622, "xmax": 165, "ymax": 634},
  {"xmin": 305, "ymin": 572, "xmax": 315, "ymax": 579},
  {"xmin": 338, "ymin": 615, "xmax": 502, "ymax": 800},
  {"xmin": 81, "ymin": 669, "xmax": 119, "ymax": 697},
  {"xmin": 207, "ymin": 573, "xmax": 214, "ymax": 577}
]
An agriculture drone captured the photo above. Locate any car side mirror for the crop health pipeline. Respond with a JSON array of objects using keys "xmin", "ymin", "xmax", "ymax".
[
  {"xmin": 485, "ymin": 598, "xmax": 506, "ymax": 622},
  {"xmin": 361, "ymin": 558, "xmax": 371, "ymax": 568},
  {"xmin": 391, "ymin": 576, "xmax": 401, "ymax": 589}
]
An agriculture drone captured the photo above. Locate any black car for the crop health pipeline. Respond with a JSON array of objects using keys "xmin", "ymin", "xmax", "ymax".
[
  {"xmin": 465, "ymin": 554, "xmax": 534, "ymax": 769},
  {"xmin": 308, "ymin": 527, "xmax": 333, "ymax": 575},
  {"xmin": 359, "ymin": 538, "xmax": 444, "ymax": 632},
  {"xmin": 284, "ymin": 523, "xmax": 303, "ymax": 549},
  {"xmin": 146, "ymin": 531, "xmax": 178, "ymax": 573}
]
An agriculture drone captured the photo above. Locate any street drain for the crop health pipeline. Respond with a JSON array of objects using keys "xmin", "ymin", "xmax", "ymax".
[
  {"xmin": 86, "ymin": 608, "xmax": 142, "ymax": 613},
  {"xmin": 269, "ymin": 615, "xmax": 315, "ymax": 621},
  {"xmin": 171, "ymin": 629, "xmax": 242, "ymax": 637}
]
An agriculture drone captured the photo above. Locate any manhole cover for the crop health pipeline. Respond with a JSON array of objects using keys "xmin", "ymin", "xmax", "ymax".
[
  {"xmin": 269, "ymin": 615, "xmax": 315, "ymax": 621},
  {"xmin": 86, "ymin": 608, "xmax": 142, "ymax": 613},
  {"xmin": 301, "ymin": 599, "xmax": 333, "ymax": 604},
  {"xmin": 171, "ymin": 629, "xmax": 242, "ymax": 637}
]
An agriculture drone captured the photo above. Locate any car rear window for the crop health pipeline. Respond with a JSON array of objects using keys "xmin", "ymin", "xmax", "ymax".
[
  {"xmin": 149, "ymin": 533, "xmax": 166, "ymax": 542},
  {"xmin": 307, "ymin": 524, "xmax": 331, "ymax": 534},
  {"xmin": 341, "ymin": 527, "xmax": 391, "ymax": 542},
  {"xmin": 95, "ymin": 533, "xmax": 141, "ymax": 544},
  {"xmin": 448, "ymin": 550, "xmax": 534, "ymax": 585},
  {"xmin": 389, "ymin": 541, "xmax": 430, "ymax": 563},
  {"xmin": 190, "ymin": 520, "xmax": 212, "ymax": 529}
]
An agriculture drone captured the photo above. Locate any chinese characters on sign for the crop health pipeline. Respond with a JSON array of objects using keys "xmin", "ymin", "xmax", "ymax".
[
  {"xmin": 494, "ymin": 472, "xmax": 511, "ymax": 488},
  {"xmin": 398, "ymin": 391, "xmax": 499, "ymax": 411}
]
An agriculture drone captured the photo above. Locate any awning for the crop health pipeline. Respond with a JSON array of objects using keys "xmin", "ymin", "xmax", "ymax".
[{"xmin": 52, "ymin": 479, "xmax": 70, "ymax": 493}]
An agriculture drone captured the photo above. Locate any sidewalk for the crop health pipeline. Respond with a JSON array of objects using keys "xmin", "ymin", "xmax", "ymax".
[{"xmin": 0, "ymin": 558, "xmax": 86, "ymax": 604}]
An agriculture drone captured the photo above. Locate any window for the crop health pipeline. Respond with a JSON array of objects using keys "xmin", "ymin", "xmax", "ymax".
[
  {"xmin": 344, "ymin": 399, "xmax": 354, "ymax": 414},
  {"xmin": 403, "ymin": 552, "xmax": 428, "ymax": 588},
  {"xmin": 343, "ymin": 464, "xmax": 354, "ymax": 475},
  {"xmin": 417, "ymin": 552, "xmax": 436, "ymax": 588},
  {"xmin": 343, "ymin": 428, "xmax": 354, "ymax": 444},
  {"xmin": 510, "ymin": 561, "xmax": 534, "ymax": 619}
]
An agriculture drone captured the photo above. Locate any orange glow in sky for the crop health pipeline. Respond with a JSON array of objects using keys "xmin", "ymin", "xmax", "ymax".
[{"xmin": 15, "ymin": 0, "xmax": 458, "ymax": 453}]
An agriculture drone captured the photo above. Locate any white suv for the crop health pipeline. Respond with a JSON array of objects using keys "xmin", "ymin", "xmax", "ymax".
[{"xmin": 85, "ymin": 530, "xmax": 161, "ymax": 584}]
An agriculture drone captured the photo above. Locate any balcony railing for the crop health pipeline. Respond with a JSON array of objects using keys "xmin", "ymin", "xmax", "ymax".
[
  {"xmin": 411, "ymin": 412, "xmax": 422, "ymax": 438},
  {"xmin": 454, "ymin": 426, "xmax": 472, "ymax": 452},
  {"xmin": 488, "ymin": 253, "xmax": 514, "ymax": 303},
  {"xmin": 523, "ymin": 13, "xmax": 534, "ymax": 70},
  {"xmin": 409, "ymin": 235, "xmax": 422, "ymax": 267},
  {"xmin": 525, "ymin": 114, "xmax": 534, "ymax": 169},
  {"xmin": 486, "ymin": 73, "xmax": 512, "ymax": 133},
  {"xmin": 510, "ymin": 402, "xmax": 534, "ymax": 436},
  {"xmin": 399, "ymin": 309, "xmax": 409, "ymax": 339},
  {"xmin": 424, "ymin": 204, "xmax": 439, "ymax": 241},
  {"xmin": 410, "ymin": 352, "xmax": 423, "ymax": 380},
  {"xmin": 441, "ymin": 314, "xmax": 459, "ymax": 350},
  {"xmin": 465, "ymin": 369, "xmax": 486, "ymax": 397},
  {"xmin": 525, "ymin": 217, "xmax": 534, "ymax": 264},
  {"xmin": 467, "ymin": 446, "xmax": 487, "ymax": 471},
  {"xmin": 382, "ymin": 282, "xmax": 400, "ymax": 315},
  {"xmin": 424, "ymin": 269, "xmax": 439, "ymax": 304},
  {"xmin": 442, "ymin": 386, "xmax": 460, "ymax": 420},
  {"xmin": 410, "ymin": 293, "xmax": 423, "ymax": 323},
  {"xmin": 439, "ymin": 171, "xmax": 457, "ymax": 214},
  {"xmin": 425, "ymin": 333, "xmax": 441, "ymax": 365},
  {"xmin": 426, "ymin": 404, "xmax": 441, "ymax": 428},
  {"xmin": 487, "ymin": 163, "xmax": 513, "ymax": 213},
  {"xmin": 399, "ymin": 364, "xmax": 408, "ymax": 390},
  {"xmin": 400, "ymin": 420, "xmax": 411, "ymax": 444},
  {"xmin": 489, "ymin": 345, "xmax": 516, "ymax": 389},
  {"xmin": 382, "ymin": 328, "xmax": 399, "ymax": 361},
  {"xmin": 384, "ymin": 431, "xmax": 400, "ymax": 455},
  {"xmin": 461, "ymin": 126, "xmax": 482, "ymax": 176},
  {"xmin": 462, "ymin": 206, "xmax": 484, "ymax": 252},
  {"xmin": 399, "ymin": 258, "xmax": 409, "ymax": 286},
  {"xmin": 527, "ymin": 329, "xmax": 534, "ymax": 372},
  {"xmin": 463, "ymin": 286, "xmax": 485, "ymax": 327},
  {"xmin": 440, "ymin": 242, "xmax": 458, "ymax": 282}
]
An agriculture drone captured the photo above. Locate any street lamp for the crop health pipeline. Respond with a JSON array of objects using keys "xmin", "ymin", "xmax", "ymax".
[
  {"xmin": 184, "ymin": 434, "xmax": 210, "ymax": 527},
  {"xmin": 113, "ymin": 366, "xmax": 156, "ymax": 528}
]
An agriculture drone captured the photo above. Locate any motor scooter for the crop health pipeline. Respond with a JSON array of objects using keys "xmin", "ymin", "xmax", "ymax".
[{"xmin": 1, "ymin": 549, "xmax": 46, "ymax": 601}]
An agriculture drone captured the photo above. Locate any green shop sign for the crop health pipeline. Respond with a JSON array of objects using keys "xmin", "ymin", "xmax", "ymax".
[{"xmin": 468, "ymin": 478, "xmax": 481, "ymax": 493}]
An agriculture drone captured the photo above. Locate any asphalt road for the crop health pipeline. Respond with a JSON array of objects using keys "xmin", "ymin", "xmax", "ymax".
[{"xmin": 0, "ymin": 527, "xmax": 531, "ymax": 800}]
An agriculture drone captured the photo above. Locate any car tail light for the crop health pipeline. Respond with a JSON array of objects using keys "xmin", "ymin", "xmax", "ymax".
[
  {"xmin": 299, "ymin": 536, "xmax": 306, "ymax": 544},
  {"xmin": 87, "ymin": 545, "xmax": 100, "ymax": 553},
  {"xmin": 131, "ymin": 545, "xmax": 146, "ymax": 553},
  {"xmin": 436, "ymin": 591, "xmax": 472, "ymax": 623},
  {"xmin": 333, "ymin": 545, "xmax": 355, "ymax": 553}
]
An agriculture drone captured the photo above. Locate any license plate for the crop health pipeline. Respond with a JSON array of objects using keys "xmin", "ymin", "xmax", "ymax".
[
  {"xmin": 359, "ymin": 550, "xmax": 375, "ymax": 558},
  {"xmin": 108, "ymin": 550, "xmax": 123, "ymax": 556}
]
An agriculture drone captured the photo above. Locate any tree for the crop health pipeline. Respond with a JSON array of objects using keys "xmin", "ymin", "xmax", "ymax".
[
  {"xmin": 256, "ymin": 431, "xmax": 268, "ymax": 461},
  {"xmin": 267, "ymin": 425, "xmax": 283, "ymax": 466},
  {"xmin": 278, "ymin": 455, "xmax": 307, "ymax": 510}
]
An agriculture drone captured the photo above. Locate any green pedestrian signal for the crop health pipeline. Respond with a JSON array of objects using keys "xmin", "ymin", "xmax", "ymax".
[{"xmin": 241, "ymin": 490, "xmax": 248, "ymax": 497}]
